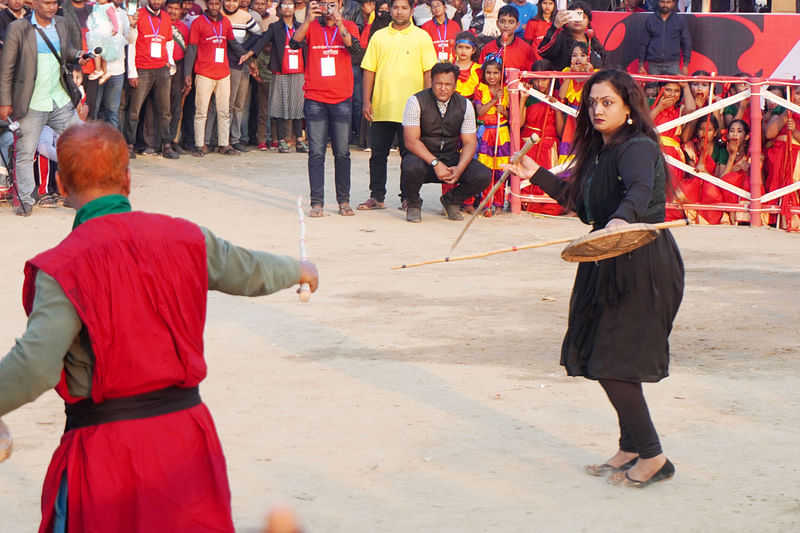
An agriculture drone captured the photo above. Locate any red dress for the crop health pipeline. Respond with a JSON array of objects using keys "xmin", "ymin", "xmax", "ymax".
[
  {"xmin": 420, "ymin": 18, "xmax": 460, "ymax": 62},
  {"xmin": 652, "ymin": 104, "xmax": 687, "ymax": 221},
  {"xmin": 521, "ymin": 100, "xmax": 561, "ymax": 214},
  {"xmin": 23, "ymin": 212, "xmax": 234, "ymax": 533},
  {"xmin": 764, "ymin": 115, "xmax": 800, "ymax": 230},
  {"xmin": 523, "ymin": 19, "xmax": 550, "ymax": 62}
]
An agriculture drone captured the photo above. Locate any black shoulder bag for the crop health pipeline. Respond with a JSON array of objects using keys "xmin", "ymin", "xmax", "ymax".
[{"xmin": 32, "ymin": 25, "xmax": 83, "ymax": 108}]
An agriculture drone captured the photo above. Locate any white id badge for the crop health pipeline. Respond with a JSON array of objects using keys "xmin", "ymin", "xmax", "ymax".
[
  {"xmin": 438, "ymin": 51, "xmax": 449, "ymax": 61},
  {"xmin": 320, "ymin": 56, "xmax": 336, "ymax": 77},
  {"xmin": 215, "ymin": 48, "xmax": 225, "ymax": 63},
  {"xmin": 288, "ymin": 51, "xmax": 299, "ymax": 71},
  {"xmin": 150, "ymin": 41, "xmax": 161, "ymax": 58}
]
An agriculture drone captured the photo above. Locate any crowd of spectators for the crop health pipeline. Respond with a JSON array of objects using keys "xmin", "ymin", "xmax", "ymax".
[{"xmin": 0, "ymin": 0, "xmax": 796, "ymax": 222}]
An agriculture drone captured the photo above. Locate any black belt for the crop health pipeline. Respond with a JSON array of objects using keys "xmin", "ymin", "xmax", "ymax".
[{"xmin": 64, "ymin": 385, "xmax": 201, "ymax": 432}]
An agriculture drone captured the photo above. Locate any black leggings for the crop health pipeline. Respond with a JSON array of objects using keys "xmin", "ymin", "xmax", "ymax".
[
  {"xmin": 276, "ymin": 119, "xmax": 303, "ymax": 141},
  {"xmin": 599, "ymin": 379, "xmax": 662, "ymax": 459}
]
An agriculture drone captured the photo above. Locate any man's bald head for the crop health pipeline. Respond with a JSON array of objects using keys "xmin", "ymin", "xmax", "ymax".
[{"xmin": 57, "ymin": 122, "xmax": 129, "ymax": 196}]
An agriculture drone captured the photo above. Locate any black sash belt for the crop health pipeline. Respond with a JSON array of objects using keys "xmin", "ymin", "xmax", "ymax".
[{"xmin": 64, "ymin": 385, "xmax": 201, "ymax": 432}]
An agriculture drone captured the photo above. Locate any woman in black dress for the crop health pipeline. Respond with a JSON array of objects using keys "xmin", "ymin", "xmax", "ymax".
[{"xmin": 506, "ymin": 68, "xmax": 684, "ymax": 488}]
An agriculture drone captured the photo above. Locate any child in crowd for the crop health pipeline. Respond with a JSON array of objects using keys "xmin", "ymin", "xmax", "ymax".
[
  {"xmin": 682, "ymin": 115, "xmax": 724, "ymax": 224},
  {"xmin": 557, "ymin": 41, "xmax": 591, "ymax": 163},
  {"xmin": 473, "ymin": 54, "xmax": 510, "ymax": 216},
  {"xmin": 681, "ymin": 70, "xmax": 723, "ymax": 144},
  {"xmin": 421, "ymin": 0, "xmax": 460, "ymax": 62},
  {"xmin": 520, "ymin": 59, "xmax": 563, "ymax": 214},
  {"xmin": 650, "ymin": 80, "xmax": 695, "ymax": 220},
  {"xmin": 453, "ymin": 31, "xmax": 480, "ymax": 99},
  {"xmin": 478, "ymin": 4, "xmax": 534, "ymax": 72},
  {"xmin": 764, "ymin": 85, "xmax": 800, "ymax": 230},
  {"xmin": 722, "ymin": 73, "xmax": 751, "ymax": 128},
  {"xmin": 86, "ymin": 0, "xmax": 120, "ymax": 84},
  {"xmin": 523, "ymin": 0, "xmax": 555, "ymax": 61},
  {"xmin": 700, "ymin": 119, "xmax": 751, "ymax": 224}
]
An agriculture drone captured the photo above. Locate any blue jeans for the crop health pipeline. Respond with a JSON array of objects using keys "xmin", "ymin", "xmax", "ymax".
[
  {"xmin": 304, "ymin": 98, "xmax": 352, "ymax": 207},
  {"xmin": 94, "ymin": 73, "xmax": 124, "ymax": 128},
  {"xmin": 647, "ymin": 62, "xmax": 680, "ymax": 76},
  {"xmin": 16, "ymin": 103, "xmax": 80, "ymax": 205},
  {"xmin": 350, "ymin": 64, "xmax": 362, "ymax": 141}
]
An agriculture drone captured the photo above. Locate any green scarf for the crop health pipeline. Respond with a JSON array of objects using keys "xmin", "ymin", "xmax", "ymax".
[{"xmin": 72, "ymin": 194, "xmax": 132, "ymax": 229}]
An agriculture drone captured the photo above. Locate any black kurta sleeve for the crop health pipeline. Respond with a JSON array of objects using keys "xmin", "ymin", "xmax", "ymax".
[
  {"xmin": 531, "ymin": 166, "xmax": 570, "ymax": 206},
  {"xmin": 609, "ymin": 139, "xmax": 658, "ymax": 223}
]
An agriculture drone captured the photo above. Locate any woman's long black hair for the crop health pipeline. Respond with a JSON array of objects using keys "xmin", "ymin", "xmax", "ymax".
[{"xmin": 565, "ymin": 68, "xmax": 665, "ymax": 212}]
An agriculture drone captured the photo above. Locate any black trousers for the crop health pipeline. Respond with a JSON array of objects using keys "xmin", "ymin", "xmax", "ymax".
[
  {"xmin": 600, "ymin": 379, "xmax": 662, "ymax": 459},
  {"xmin": 142, "ymin": 65, "xmax": 184, "ymax": 149},
  {"xmin": 124, "ymin": 66, "xmax": 172, "ymax": 147},
  {"xmin": 368, "ymin": 121, "xmax": 406, "ymax": 203},
  {"xmin": 400, "ymin": 153, "xmax": 492, "ymax": 209}
]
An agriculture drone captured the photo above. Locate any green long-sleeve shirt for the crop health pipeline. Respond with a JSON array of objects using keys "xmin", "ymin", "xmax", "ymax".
[{"xmin": 0, "ymin": 197, "xmax": 301, "ymax": 417}]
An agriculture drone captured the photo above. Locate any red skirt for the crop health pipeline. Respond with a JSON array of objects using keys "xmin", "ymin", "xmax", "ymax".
[{"xmin": 39, "ymin": 404, "xmax": 234, "ymax": 533}]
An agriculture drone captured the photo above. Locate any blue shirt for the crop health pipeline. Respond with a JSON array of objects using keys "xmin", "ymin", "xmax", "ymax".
[{"xmin": 511, "ymin": 2, "xmax": 538, "ymax": 38}]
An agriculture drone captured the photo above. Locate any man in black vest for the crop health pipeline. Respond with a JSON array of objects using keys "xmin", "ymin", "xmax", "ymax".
[{"xmin": 400, "ymin": 61, "xmax": 490, "ymax": 222}]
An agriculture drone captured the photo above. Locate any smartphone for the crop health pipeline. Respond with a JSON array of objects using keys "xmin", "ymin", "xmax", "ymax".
[
  {"xmin": 126, "ymin": 0, "xmax": 138, "ymax": 16},
  {"xmin": 566, "ymin": 10, "xmax": 583, "ymax": 23}
]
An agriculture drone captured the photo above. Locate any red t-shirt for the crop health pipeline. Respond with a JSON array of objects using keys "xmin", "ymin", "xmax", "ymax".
[
  {"xmin": 523, "ymin": 19, "xmax": 550, "ymax": 61},
  {"xmin": 420, "ymin": 18, "xmax": 460, "ymax": 62},
  {"xmin": 302, "ymin": 19, "xmax": 359, "ymax": 103},
  {"xmin": 479, "ymin": 36, "xmax": 535, "ymax": 72},
  {"xmin": 135, "ymin": 7, "xmax": 173, "ymax": 70},
  {"xmin": 189, "ymin": 15, "xmax": 235, "ymax": 80},
  {"xmin": 172, "ymin": 20, "xmax": 190, "ymax": 62}
]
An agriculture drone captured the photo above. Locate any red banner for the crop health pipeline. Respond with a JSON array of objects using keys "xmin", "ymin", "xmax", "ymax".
[{"xmin": 592, "ymin": 12, "xmax": 800, "ymax": 79}]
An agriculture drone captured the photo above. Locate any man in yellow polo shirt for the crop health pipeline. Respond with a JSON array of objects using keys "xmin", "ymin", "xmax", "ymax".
[{"xmin": 358, "ymin": 0, "xmax": 436, "ymax": 211}]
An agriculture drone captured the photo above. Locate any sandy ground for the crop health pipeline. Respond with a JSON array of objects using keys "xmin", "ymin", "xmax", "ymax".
[{"xmin": 1, "ymin": 148, "xmax": 799, "ymax": 533}]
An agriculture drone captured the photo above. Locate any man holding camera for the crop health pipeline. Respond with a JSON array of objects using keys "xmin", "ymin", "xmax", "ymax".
[
  {"xmin": 290, "ymin": 0, "xmax": 362, "ymax": 216},
  {"xmin": 0, "ymin": 0, "xmax": 84, "ymax": 217}
]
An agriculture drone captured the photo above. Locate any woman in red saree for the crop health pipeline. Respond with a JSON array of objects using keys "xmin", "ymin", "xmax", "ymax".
[
  {"xmin": 650, "ymin": 81, "xmax": 695, "ymax": 220},
  {"xmin": 764, "ymin": 85, "xmax": 800, "ymax": 230},
  {"xmin": 520, "ymin": 59, "xmax": 564, "ymax": 214}
]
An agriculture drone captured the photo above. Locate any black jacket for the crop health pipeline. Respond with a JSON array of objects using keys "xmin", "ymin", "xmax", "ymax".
[
  {"xmin": 538, "ymin": 25, "xmax": 605, "ymax": 71},
  {"xmin": 251, "ymin": 19, "xmax": 305, "ymax": 74},
  {"xmin": 638, "ymin": 11, "xmax": 692, "ymax": 65}
]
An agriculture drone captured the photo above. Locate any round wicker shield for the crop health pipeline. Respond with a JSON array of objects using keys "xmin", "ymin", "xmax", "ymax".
[{"xmin": 561, "ymin": 223, "xmax": 660, "ymax": 263}]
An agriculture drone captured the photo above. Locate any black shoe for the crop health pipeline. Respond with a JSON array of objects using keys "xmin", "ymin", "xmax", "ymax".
[
  {"xmin": 406, "ymin": 206, "xmax": 421, "ymax": 223},
  {"xmin": 128, "ymin": 145, "xmax": 136, "ymax": 159},
  {"xmin": 440, "ymin": 195, "xmax": 464, "ymax": 221},
  {"xmin": 162, "ymin": 145, "xmax": 180, "ymax": 159},
  {"xmin": 172, "ymin": 144, "xmax": 186, "ymax": 154},
  {"xmin": 231, "ymin": 143, "xmax": 250, "ymax": 153},
  {"xmin": 14, "ymin": 202, "xmax": 33, "ymax": 217}
]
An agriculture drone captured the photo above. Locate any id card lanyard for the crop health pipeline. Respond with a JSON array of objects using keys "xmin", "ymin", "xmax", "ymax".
[
  {"xmin": 286, "ymin": 24, "xmax": 300, "ymax": 71},
  {"xmin": 205, "ymin": 15, "xmax": 225, "ymax": 63},
  {"xmin": 320, "ymin": 23, "xmax": 338, "ymax": 77},
  {"xmin": 148, "ymin": 11, "xmax": 162, "ymax": 58},
  {"xmin": 434, "ymin": 19, "xmax": 448, "ymax": 61}
]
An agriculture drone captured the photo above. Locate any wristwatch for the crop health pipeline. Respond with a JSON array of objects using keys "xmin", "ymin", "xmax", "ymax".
[{"xmin": 430, "ymin": 158, "xmax": 439, "ymax": 168}]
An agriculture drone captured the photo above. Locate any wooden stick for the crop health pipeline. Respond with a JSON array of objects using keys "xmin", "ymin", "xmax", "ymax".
[
  {"xmin": 449, "ymin": 134, "xmax": 539, "ymax": 255},
  {"xmin": 394, "ymin": 220, "xmax": 688, "ymax": 270},
  {"xmin": 296, "ymin": 196, "xmax": 311, "ymax": 302}
]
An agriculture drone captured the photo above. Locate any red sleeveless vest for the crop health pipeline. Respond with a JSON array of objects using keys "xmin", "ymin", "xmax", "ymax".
[{"xmin": 23, "ymin": 212, "xmax": 234, "ymax": 533}]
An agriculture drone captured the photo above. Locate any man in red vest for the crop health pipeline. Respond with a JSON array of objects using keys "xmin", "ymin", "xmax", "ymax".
[{"xmin": 0, "ymin": 121, "xmax": 318, "ymax": 533}]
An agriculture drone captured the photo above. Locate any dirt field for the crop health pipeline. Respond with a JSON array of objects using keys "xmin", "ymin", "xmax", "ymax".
[{"xmin": 1, "ymin": 149, "xmax": 799, "ymax": 532}]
